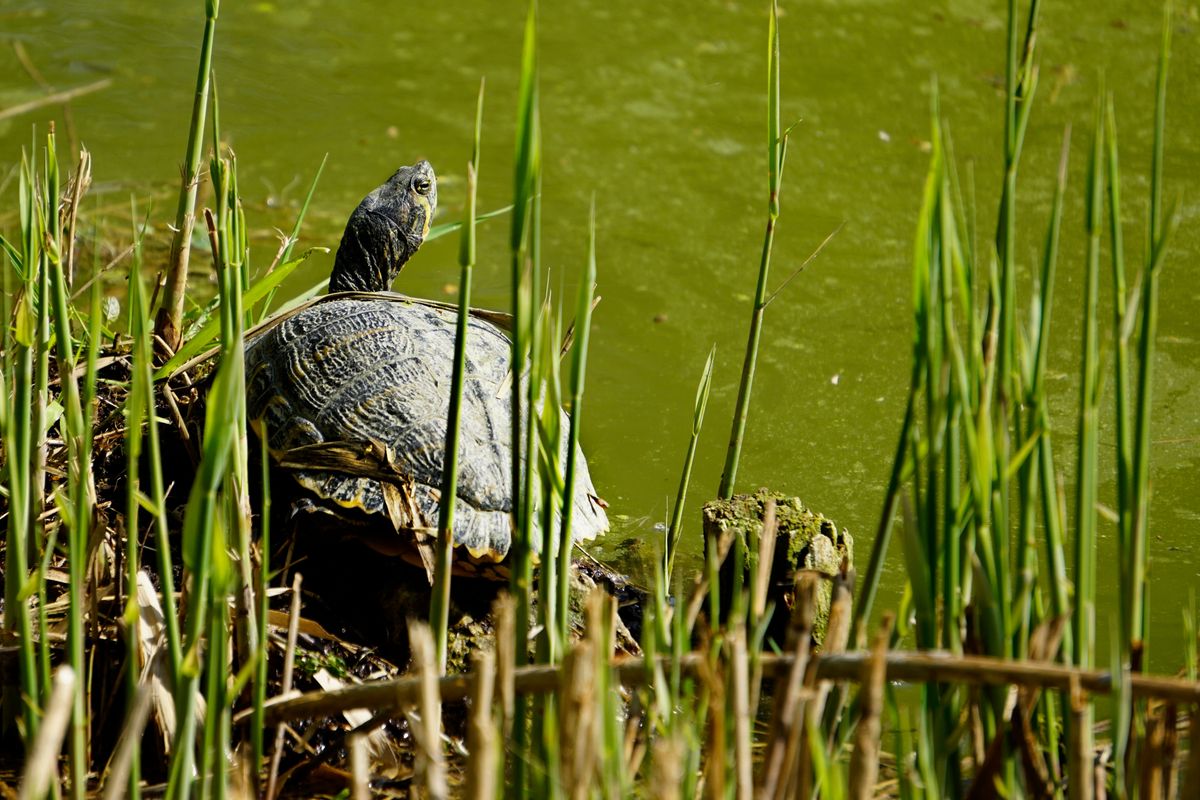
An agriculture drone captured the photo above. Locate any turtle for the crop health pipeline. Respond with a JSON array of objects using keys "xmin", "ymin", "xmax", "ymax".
[{"xmin": 244, "ymin": 161, "xmax": 608, "ymax": 577}]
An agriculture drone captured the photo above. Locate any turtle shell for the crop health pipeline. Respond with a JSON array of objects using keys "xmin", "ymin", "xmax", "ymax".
[{"xmin": 244, "ymin": 294, "xmax": 608, "ymax": 568}]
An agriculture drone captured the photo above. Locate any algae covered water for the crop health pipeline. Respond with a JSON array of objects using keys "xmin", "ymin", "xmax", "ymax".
[{"xmin": 1, "ymin": 0, "xmax": 1197, "ymax": 660}]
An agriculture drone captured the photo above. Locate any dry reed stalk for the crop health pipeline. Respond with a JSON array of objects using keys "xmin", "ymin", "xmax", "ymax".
[
  {"xmin": 349, "ymin": 734, "xmax": 369, "ymax": 800},
  {"xmin": 748, "ymin": 499, "xmax": 779, "ymax": 715},
  {"xmin": 1095, "ymin": 746, "xmax": 1110, "ymax": 800},
  {"xmin": 760, "ymin": 572, "xmax": 818, "ymax": 800},
  {"xmin": 969, "ymin": 693, "xmax": 987, "ymax": 772},
  {"xmin": 61, "ymin": 148, "xmax": 91, "ymax": 286},
  {"xmin": 652, "ymin": 732, "xmax": 684, "ymax": 800},
  {"xmin": 18, "ymin": 665, "xmax": 76, "ymax": 800},
  {"xmin": 702, "ymin": 645, "xmax": 727, "ymax": 800},
  {"xmin": 753, "ymin": 499, "xmax": 779, "ymax": 621},
  {"xmin": 408, "ymin": 622, "xmax": 448, "ymax": 800},
  {"xmin": 848, "ymin": 613, "xmax": 893, "ymax": 800},
  {"xmin": 494, "ymin": 593, "xmax": 516, "ymax": 742},
  {"xmin": 464, "ymin": 649, "xmax": 497, "ymax": 800},
  {"xmin": 1068, "ymin": 674, "xmax": 1094, "ymax": 800},
  {"xmin": 266, "ymin": 572, "xmax": 303, "ymax": 800},
  {"xmin": 561, "ymin": 639, "xmax": 597, "ymax": 800},
  {"xmin": 1139, "ymin": 704, "xmax": 1165, "ymax": 800},
  {"xmin": 730, "ymin": 625, "xmax": 753, "ymax": 800},
  {"xmin": 810, "ymin": 568, "xmax": 853, "ymax": 722}
]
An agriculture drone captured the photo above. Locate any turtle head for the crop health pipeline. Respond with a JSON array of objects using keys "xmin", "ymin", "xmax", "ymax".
[{"xmin": 329, "ymin": 160, "xmax": 438, "ymax": 293}]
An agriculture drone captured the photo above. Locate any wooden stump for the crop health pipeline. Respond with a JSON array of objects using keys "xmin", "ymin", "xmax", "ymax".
[{"xmin": 702, "ymin": 489, "xmax": 853, "ymax": 645}]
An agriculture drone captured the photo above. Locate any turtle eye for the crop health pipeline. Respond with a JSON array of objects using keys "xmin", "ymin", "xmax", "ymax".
[{"xmin": 414, "ymin": 179, "xmax": 432, "ymax": 196}]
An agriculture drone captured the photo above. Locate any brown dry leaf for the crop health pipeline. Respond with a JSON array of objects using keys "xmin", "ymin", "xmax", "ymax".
[{"xmin": 136, "ymin": 570, "xmax": 205, "ymax": 755}]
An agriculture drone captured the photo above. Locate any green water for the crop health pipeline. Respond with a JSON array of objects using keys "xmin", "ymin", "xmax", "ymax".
[{"xmin": 2, "ymin": 1, "xmax": 1197, "ymax": 661}]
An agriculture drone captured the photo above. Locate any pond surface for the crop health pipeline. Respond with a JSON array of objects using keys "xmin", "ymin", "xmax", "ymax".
[{"xmin": 2, "ymin": 0, "xmax": 1197, "ymax": 663}]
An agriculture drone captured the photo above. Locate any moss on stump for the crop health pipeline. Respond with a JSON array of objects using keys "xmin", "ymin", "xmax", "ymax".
[{"xmin": 702, "ymin": 489, "xmax": 853, "ymax": 644}]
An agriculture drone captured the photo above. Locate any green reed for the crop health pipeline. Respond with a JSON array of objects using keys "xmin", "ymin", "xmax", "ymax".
[
  {"xmin": 3, "ymin": 147, "xmax": 42, "ymax": 745},
  {"xmin": 556, "ymin": 198, "xmax": 597, "ymax": 647},
  {"xmin": 665, "ymin": 344, "xmax": 715, "ymax": 587},
  {"xmin": 164, "ymin": 149, "xmax": 248, "ymax": 800},
  {"xmin": 718, "ymin": 0, "xmax": 785, "ymax": 501},
  {"xmin": 431, "ymin": 78, "xmax": 485, "ymax": 671},
  {"xmin": 508, "ymin": 2, "xmax": 540, "ymax": 792},
  {"xmin": 121, "ymin": 230, "xmax": 151, "ymax": 800},
  {"xmin": 1128, "ymin": 2, "xmax": 1175, "ymax": 671},
  {"xmin": 859, "ymin": 2, "xmax": 1184, "ymax": 796},
  {"xmin": 48, "ymin": 130, "xmax": 100, "ymax": 800}
]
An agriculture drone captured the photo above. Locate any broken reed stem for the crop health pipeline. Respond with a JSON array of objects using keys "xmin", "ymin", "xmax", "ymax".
[
  {"xmin": 494, "ymin": 594, "xmax": 516, "ymax": 742},
  {"xmin": 464, "ymin": 649, "xmax": 497, "ymax": 800},
  {"xmin": 730, "ymin": 626, "xmax": 754, "ymax": 800},
  {"xmin": 251, "ymin": 645, "xmax": 1200, "ymax": 728},
  {"xmin": 1068, "ymin": 674, "xmax": 1095, "ymax": 800},
  {"xmin": 652, "ymin": 732, "xmax": 684, "ymax": 800},
  {"xmin": 408, "ymin": 623, "xmax": 448, "ymax": 800},
  {"xmin": 560, "ymin": 639, "xmax": 597, "ymax": 800},
  {"xmin": 348, "ymin": 734, "xmax": 370, "ymax": 800},
  {"xmin": 848, "ymin": 614, "xmax": 893, "ymax": 800},
  {"xmin": 17, "ymin": 665, "xmax": 76, "ymax": 800}
]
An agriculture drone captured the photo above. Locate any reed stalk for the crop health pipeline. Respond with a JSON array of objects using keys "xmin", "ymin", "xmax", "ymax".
[
  {"xmin": 45, "ymin": 128, "xmax": 99, "ymax": 800},
  {"xmin": 1074, "ymin": 94, "xmax": 1105, "ymax": 676},
  {"xmin": 431, "ymin": 78, "xmax": 484, "ymax": 672},
  {"xmin": 155, "ymin": 0, "xmax": 219, "ymax": 353},
  {"xmin": 121, "ymin": 216, "xmax": 151, "ymax": 800},
  {"xmin": 718, "ymin": 0, "xmax": 785, "ymax": 500},
  {"xmin": 665, "ymin": 345, "xmax": 715, "ymax": 586},
  {"xmin": 556, "ymin": 198, "xmax": 598, "ymax": 646},
  {"xmin": 1128, "ymin": 2, "xmax": 1174, "ymax": 668},
  {"xmin": 165, "ymin": 153, "xmax": 246, "ymax": 800},
  {"xmin": 3, "ymin": 149, "xmax": 41, "ymax": 745},
  {"xmin": 508, "ymin": 3, "xmax": 539, "ymax": 791}
]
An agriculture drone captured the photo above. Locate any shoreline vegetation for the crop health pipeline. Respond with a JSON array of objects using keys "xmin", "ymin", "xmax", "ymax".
[{"xmin": 1, "ymin": 1, "xmax": 1196, "ymax": 798}]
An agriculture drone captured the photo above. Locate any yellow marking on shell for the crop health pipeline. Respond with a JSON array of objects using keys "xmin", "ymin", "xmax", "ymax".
[
  {"xmin": 296, "ymin": 472, "xmax": 376, "ymax": 514},
  {"xmin": 311, "ymin": 324, "xmax": 398, "ymax": 365}
]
